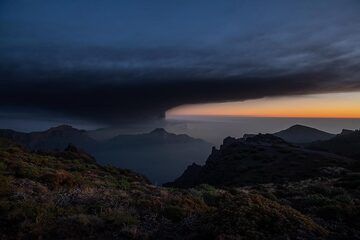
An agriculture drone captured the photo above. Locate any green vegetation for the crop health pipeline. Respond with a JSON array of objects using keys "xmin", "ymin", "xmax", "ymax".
[{"xmin": 251, "ymin": 178, "xmax": 360, "ymax": 239}]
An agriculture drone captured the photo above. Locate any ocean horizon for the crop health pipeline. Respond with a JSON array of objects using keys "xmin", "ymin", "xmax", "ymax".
[{"xmin": 166, "ymin": 115, "xmax": 360, "ymax": 145}]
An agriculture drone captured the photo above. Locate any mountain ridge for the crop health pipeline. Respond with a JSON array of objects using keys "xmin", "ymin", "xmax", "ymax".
[
  {"xmin": 0, "ymin": 125, "xmax": 96, "ymax": 151},
  {"xmin": 0, "ymin": 125, "xmax": 212, "ymax": 184},
  {"xmin": 309, "ymin": 129, "xmax": 360, "ymax": 161},
  {"xmin": 165, "ymin": 133, "xmax": 354, "ymax": 188}
]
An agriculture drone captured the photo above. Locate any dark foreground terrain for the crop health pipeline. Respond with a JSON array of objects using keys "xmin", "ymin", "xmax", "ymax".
[
  {"xmin": 166, "ymin": 134, "xmax": 355, "ymax": 187},
  {"xmin": 0, "ymin": 130, "xmax": 360, "ymax": 239},
  {"xmin": 166, "ymin": 133, "xmax": 360, "ymax": 239}
]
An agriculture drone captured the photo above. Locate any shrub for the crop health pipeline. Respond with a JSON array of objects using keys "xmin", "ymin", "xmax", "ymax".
[
  {"xmin": 334, "ymin": 194, "xmax": 353, "ymax": 204},
  {"xmin": 0, "ymin": 175, "xmax": 10, "ymax": 196},
  {"xmin": 196, "ymin": 184, "xmax": 217, "ymax": 194},
  {"xmin": 41, "ymin": 170, "xmax": 75, "ymax": 189},
  {"xmin": 163, "ymin": 205, "xmax": 186, "ymax": 222},
  {"xmin": 118, "ymin": 178, "xmax": 131, "ymax": 190},
  {"xmin": 308, "ymin": 184, "xmax": 332, "ymax": 195},
  {"xmin": 191, "ymin": 184, "xmax": 220, "ymax": 206},
  {"xmin": 101, "ymin": 209, "xmax": 138, "ymax": 226},
  {"xmin": 316, "ymin": 205, "xmax": 345, "ymax": 220},
  {"xmin": 15, "ymin": 163, "xmax": 41, "ymax": 179},
  {"xmin": 303, "ymin": 194, "xmax": 333, "ymax": 207},
  {"xmin": 72, "ymin": 172, "xmax": 85, "ymax": 185},
  {"xmin": 0, "ymin": 161, "xmax": 6, "ymax": 172}
]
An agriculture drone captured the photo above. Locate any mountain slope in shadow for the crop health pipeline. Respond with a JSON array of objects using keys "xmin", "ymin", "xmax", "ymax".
[
  {"xmin": 309, "ymin": 129, "xmax": 360, "ymax": 161},
  {"xmin": 165, "ymin": 134, "xmax": 354, "ymax": 188}
]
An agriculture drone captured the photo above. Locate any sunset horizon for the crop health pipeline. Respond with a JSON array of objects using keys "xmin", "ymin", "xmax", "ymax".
[{"xmin": 167, "ymin": 92, "xmax": 360, "ymax": 119}]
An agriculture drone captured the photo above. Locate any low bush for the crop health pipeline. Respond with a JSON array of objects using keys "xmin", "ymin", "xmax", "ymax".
[
  {"xmin": 162, "ymin": 205, "xmax": 186, "ymax": 222},
  {"xmin": 41, "ymin": 170, "xmax": 75, "ymax": 189},
  {"xmin": 101, "ymin": 209, "xmax": 138, "ymax": 226}
]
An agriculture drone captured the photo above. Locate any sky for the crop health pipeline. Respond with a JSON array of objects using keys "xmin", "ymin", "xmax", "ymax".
[
  {"xmin": 1, "ymin": 0, "xmax": 360, "ymax": 127},
  {"xmin": 167, "ymin": 92, "xmax": 360, "ymax": 118}
]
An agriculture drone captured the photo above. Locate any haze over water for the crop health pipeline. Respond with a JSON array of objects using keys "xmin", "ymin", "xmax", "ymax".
[
  {"xmin": 165, "ymin": 92, "xmax": 360, "ymax": 145},
  {"xmin": 166, "ymin": 115, "xmax": 360, "ymax": 145}
]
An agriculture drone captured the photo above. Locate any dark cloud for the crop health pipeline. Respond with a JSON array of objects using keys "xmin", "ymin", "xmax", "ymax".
[{"xmin": 1, "ymin": 61, "xmax": 359, "ymax": 124}]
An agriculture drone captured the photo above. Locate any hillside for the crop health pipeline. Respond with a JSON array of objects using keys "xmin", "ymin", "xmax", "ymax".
[
  {"xmin": 166, "ymin": 134, "xmax": 354, "ymax": 188},
  {"xmin": 0, "ymin": 138, "xmax": 329, "ymax": 240},
  {"xmin": 274, "ymin": 125, "xmax": 335, "ymax": 143}
]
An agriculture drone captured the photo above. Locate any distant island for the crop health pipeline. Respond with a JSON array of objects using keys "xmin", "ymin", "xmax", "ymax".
[{"xmin": 273, "ymin": 124, "xmax": 335, "ymax": 143}]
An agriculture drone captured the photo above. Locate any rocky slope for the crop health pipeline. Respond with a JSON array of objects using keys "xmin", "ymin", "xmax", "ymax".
[
  {"xmin": 0, "ymin": 138, "xmax": 328, "ymax": 240},
  {"xmin": 164, "ymin": 134, "xmax": 360, "ymax": 239},
  {"xmin": 166, "ymin": 134, "xmax": 354, "ymax": 188},
  {"xmin": 309, "ymin": 129, "xmax": 360, "ymax": 161}
]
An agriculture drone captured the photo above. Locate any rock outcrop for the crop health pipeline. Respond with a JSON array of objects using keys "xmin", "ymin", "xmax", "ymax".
[{"xmin": 166, "ymin": 134, "xmax": 353, "ymax": 188}]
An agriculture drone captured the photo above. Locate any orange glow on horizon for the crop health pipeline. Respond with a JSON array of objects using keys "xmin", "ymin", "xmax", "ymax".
[{"xmin": 167, "ymin": 92, "xmax": 360, "ymax": 119}]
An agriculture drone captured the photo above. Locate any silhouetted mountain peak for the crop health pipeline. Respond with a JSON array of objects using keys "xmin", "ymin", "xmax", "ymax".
[
  {"xmin": 46, "ymin": 124, "xmax": 84, "ymax": 133},
  {"xmin": 289, "ymin": 124, "xmax": 310, "ymax": 129},
  {"xmin": 274, "ymin": 125, "xmax": 335, "ymax": 143},
  {"xmin": 149, "ymin": 128, "xmax": 170, "ymax": 136},
  {"xmin": 108, "ymin": 128, "xmax": 209, "ymax": 148},
  {"xmin": 286, "ymin": 124, "xmax": 322, "ymax": 132}
]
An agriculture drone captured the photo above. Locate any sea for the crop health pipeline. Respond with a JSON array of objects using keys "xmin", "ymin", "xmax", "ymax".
[{"xmin": 165, "ymin": 115, "xmax": 360, "ymax": 146}]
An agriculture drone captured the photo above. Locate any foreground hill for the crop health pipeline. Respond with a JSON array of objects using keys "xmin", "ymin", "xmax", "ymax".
[
  {"xmin": 0, "ymin": 138, "xmax": 328, "ymax": 239},
  {"xmin": 274, "ymin": 125, "xmax": 335, "ymax": 143},
  {"xmin": 309, "ymin": 129, "xmax": 360, "ymax": 161},
  {"xmin": 0, "ymin": 126, "xmax": 211, "ymax": 184},
  {"xmin": 166, "ymin": 134, "xmax": 354, "ymax": 188}
]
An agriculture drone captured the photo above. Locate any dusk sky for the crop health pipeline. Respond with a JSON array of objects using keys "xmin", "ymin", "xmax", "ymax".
[
  {"xmin": 1, "ymin": 0, "xmax": 360, "ymax": 126},
  {"xmin": 168, "ymin": 92, "xmax": 360, "ymax": 119}
]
